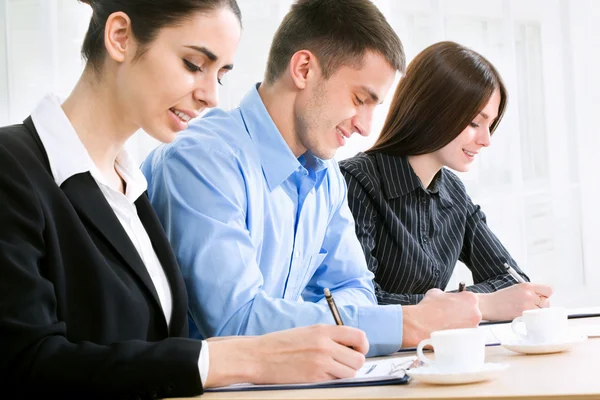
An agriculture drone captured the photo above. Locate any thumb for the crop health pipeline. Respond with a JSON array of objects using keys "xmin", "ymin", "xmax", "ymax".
[{"xmin": 425, "ymin": 288, "xmax": 443, "ymax": 296}]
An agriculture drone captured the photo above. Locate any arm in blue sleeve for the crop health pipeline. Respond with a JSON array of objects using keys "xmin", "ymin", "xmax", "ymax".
[{"xmin": 144, "ymin": 138, "xmax": 401, "ymax": 356}]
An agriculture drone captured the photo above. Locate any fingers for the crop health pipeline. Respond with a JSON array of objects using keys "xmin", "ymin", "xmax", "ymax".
[
  {"xmin": 329, "ymin": 345, "xmax": 365, "ymax": 378},
  {"xmin": 538, "ymin": 296, "xmax": 551, "ymax": 308},
  {"xmin": 532, "ymin": 284, "xmax": 553, "ymax": 298},
  {"xmin": 325, "ymin": 325, "xmax": 369, "ymax": 355},
  {"xmin": 327, "ymin": 356, "xmax": 363, "ymax": 380},
  {"xmin": 425, "ymin": 288, "xmax": 444, "ymax": 296}
]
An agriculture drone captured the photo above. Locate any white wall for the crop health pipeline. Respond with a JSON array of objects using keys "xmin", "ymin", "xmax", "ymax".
[{"xmin": 1, "ymin": 0, "xmax": 598, "ymax": 307}]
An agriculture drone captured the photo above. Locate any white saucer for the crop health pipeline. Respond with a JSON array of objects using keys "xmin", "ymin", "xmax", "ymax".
[
  {"xmin": 405, "ymin": 362, "xmax": 509, "ymax": 385},
  {"xmin": 501, "ymin": 334, "xmax": 587, "ymax": 354}
]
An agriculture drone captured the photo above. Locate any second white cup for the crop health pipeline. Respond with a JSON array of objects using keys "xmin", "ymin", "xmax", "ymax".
[
  {"xmin": 416, "ymin": 328, "xmax": 485, "ymax": 373},
  {"xmin": 511, "ymin": 307, "xmax": 568, "ymax": 343}
]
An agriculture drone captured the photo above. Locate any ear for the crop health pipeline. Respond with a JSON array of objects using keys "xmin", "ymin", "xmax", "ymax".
[
  {"xmin": 289, "ymin": 50, "xmax": 320, "ymax": 90},
  {"xmin": 103, "ymin": 12, "xmax": 133, "ymax": 63}
]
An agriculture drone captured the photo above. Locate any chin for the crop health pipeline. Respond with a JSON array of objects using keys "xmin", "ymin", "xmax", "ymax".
[
  {"xmin": 146, "ymin": 127, "xmax": 178, "ymax": 145},
  {"xmin": 448, "ymin": 162, "xmax": 470, "ymax": 173},
  {"xmin": 309, "ymin": 147, "xmax": 336, "ymax": 160}
]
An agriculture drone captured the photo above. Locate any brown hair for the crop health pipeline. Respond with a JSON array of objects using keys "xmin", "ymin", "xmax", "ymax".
[
  {"xmin": 368, "ymin": 41, "xmax": 507, "ymax": 156},
  {"xmin": 264, "ymin": 0, "xmax": 405, "ymax": 84},
  {"xmin": 79, "ymin": 0, "xmax": 242, "ymax": 72}
]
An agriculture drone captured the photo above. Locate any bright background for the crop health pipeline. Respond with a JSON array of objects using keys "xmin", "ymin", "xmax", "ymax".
[{"xmin": 1, "ymin": 0, "xmax": 599, "ymax": 307}]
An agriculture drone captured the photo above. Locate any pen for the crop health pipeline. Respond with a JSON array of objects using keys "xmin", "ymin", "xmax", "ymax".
[
  {"xmin": 324, "ymin": 288, "xmax": 344, "ymax": 325},
  {"xmin": 504, "ymin": 262, "xmax": 527, "ymax": 284},
  {"xmin": 458, "ymin": 281, "xmax": 466, "ymax": 292}
]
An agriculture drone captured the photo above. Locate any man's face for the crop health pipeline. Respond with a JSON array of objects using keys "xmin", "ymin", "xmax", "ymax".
[{"xmin": 293, "ymin": 51, "xmax": 396, "ymax": 159}]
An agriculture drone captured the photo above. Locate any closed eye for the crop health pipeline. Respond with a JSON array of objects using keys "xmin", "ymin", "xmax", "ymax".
[
  {"xmin": 470, "ymin": 122, "xmax": 479, "ymax": 128},
  {"xmin": 184, "ymin": 59, "xmax": 202, "ymax": 73},
  {"xmin": 355, "ymin": 96, "xmax": 365, "ymax": 106}
]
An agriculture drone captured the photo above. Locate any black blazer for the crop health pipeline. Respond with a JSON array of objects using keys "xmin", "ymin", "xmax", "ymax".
[{"xmin": 0, "ymin": 118, "xmax": 203, "ymax": 399}]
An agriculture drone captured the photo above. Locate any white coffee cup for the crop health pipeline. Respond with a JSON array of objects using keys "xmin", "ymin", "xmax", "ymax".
[
  {"xmin": 416, "ymin": 328, "xmax": 485, "ymax": 373},
  {"xmin": 511, "ymin": 307, "xmax": 568, "ymax": 343}
]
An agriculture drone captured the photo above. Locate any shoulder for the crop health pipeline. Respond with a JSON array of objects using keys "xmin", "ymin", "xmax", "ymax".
[
  {"xmin": 439, "ymin": 168, "xmax": 470, "ymax": 204},
  {"xmin": 0, "ymin": 123, "xmax": 47, "ymax": 211},
  {"xmin": 0, "ymin": 122, "xmax": 36, "ymax": 153},
  {"xmin": 339, "ymin": 152, "xmax": 377, "ymax": 175},
  {"xmin": 144, "ymin": 108, "xmax": 259, "ymax": 173},
  {"xmin": 338, "ymin": 152, "xmax": 381, "ymax": 192},
  {"xmin": 0, "ymin": 121, "xmax": 48, "ymax": 172},
  {"xmin": 175, "ymin": 107, "xmax": 252, "ymax": 155}
]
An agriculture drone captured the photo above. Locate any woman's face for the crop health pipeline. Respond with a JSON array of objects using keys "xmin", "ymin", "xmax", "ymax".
[
  {"xmin": 115, "ymin": 8, "xmax": 241, "ymax": 143},
  {"xmin": 432, "ymin": 90, "xmax": 501, "ymax": 173}
]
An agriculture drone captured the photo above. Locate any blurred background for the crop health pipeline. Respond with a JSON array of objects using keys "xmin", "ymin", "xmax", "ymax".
[{"xmin": 1, "ymin": 0, "xmax": 598, "ymax": 308}]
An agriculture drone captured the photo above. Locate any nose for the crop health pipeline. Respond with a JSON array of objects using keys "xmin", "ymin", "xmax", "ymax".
[
  {"xmin": 352, "ymin": 107, "xmax": 374, "ymax": 137},
  {"xmin": 193, "ymin": 75, "xmax": 219, "ymax": 109},
  {"xmin": 477, "ymin": 127, "xmax": 491, "ymax": 147}
]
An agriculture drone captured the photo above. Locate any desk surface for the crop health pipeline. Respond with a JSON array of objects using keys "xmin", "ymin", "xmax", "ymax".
[{"xmin": 193, "ymin": 317, "xmax": 600, "ymax": 400}]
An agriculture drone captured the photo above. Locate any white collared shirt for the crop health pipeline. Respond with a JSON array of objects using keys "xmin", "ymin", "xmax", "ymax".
[{"xmin": 31, "ymin": 94, "xmax": 209, "ymax": 385}]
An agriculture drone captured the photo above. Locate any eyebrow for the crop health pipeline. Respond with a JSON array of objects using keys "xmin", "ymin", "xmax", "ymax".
[
  {"xmin": 479, "ymin": 111, "xmax": 489, "ymax": 119},
  {"xmin": 184, "ymin": 45, "xmax": 234, "ymax": 70},
  {"xmin": 360, "ymin": 86, "xmax": 381, "ymax": 104}
]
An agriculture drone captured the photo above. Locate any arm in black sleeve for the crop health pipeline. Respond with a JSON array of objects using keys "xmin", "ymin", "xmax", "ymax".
[{"xmin": 459, "ymin": 192, "xmax": 529, "ymax": 293}]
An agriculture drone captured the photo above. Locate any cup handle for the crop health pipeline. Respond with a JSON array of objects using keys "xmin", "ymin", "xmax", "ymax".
[
  {"xmin": 511, "ymin": 316, "xmax": 528, "ymax": 339},
  {"xmin": 416, "ymin": 338, "xmax": 433, "ymax": 365}
]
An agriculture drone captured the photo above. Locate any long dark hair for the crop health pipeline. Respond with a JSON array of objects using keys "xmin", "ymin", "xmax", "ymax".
[
  {"xmin": 368, "ymin": 41, "xmax": 507, "ymax": 156},
  {"xmin": 78, "ymin": 0, "xmax": 242, "ymax": 71}
]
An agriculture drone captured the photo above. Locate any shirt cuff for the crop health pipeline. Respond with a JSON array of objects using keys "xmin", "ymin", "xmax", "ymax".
[
  {"xmin": 359, "ymin": 304, "xmax": 403, "ymax": 357},
  {"xmin": 198, "ymin": 340, "xmax": 209, "ymax": 386}
]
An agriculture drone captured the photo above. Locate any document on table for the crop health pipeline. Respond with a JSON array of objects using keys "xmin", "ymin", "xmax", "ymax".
[{"xmin": 205, "ymin": 355, "xmax": 416, "ymax": 392}]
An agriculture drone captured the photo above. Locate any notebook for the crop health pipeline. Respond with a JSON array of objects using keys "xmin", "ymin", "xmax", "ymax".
[{"xmin": 205, "ymin": 355, "xmax": 415, "ymax": 392}]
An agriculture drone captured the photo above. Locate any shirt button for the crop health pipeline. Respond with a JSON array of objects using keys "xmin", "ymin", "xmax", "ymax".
[
  {"xmin": 421, "ymin": 197, "xmax": 426, "ymax": 204},
  {"xmin": 434, "ymin": 270, "xmax": 440, "ymax": 276}
]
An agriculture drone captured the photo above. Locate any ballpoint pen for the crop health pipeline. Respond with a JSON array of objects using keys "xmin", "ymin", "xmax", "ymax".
[
  {"xmin": 504, "ymin": 262, "xmax": 527, "ymax": 283},
  {"xmin": 324, "ymin": 288, "xmax": 344, "ymax": 325}
]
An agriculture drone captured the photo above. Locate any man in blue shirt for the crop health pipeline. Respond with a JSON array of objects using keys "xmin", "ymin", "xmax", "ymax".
[{"xmin": 143, "ymin": 0, "xmax": 482, "ymax": 357}]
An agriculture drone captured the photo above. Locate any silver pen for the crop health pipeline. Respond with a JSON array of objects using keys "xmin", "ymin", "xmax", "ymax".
[{"xmin": 504, "ymin": 262, "xmax": 526, "ymax": 283}]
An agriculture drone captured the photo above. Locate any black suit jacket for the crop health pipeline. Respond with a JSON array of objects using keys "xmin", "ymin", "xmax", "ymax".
[{"xmin": 0, "ymin": 118, "xmax": 203, "ymax": 399}]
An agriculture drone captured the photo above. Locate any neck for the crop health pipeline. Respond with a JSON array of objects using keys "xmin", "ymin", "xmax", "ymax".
[
  {"xmin": 258, "ymin": 80, "xmax": 306, "ymax": 157},
  {"xmin": 61, "ymin": 67, "xmax": 139, "ymax": 185},
  {"xmin": 406, "ymin": 154, "xmax": 442, "ymax": 189}
]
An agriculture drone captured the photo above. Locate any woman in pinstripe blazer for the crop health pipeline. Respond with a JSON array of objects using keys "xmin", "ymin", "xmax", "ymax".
[{"xmin": 340, "ymin": 41, "xmax": 552, "ymax": 321}]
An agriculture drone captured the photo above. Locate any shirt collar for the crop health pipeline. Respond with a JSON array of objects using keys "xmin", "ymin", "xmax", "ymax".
[
  {"xmin": 31, "ymin": 94, "xmax": 147, "ymax": 203},
  {"xmin": 375, "ymin": 152, "xmax": 421, "ymax": 199},
  {"xmin": 375, "ymin": 152, "xmax": 453, "ymax": 206},
  {"xmin": 238, "ymin": 83, "xmax": 328, "ymax": 191}
]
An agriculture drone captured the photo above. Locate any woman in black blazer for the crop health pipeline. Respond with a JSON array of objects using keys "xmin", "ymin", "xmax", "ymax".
[
  {"xmin": 340, "ymin": 41, "xmax": 553, "ymax": 322},
  {"xmin": 0, "ymin": 1, "xmax": 368, "ymax": 398}
]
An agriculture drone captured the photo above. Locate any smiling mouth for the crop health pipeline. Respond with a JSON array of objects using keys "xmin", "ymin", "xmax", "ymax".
[
  {"xmin": 463, "ymin": 149, "xmax": 477, "ymax": 157},
  {"xmin": 170, "ymin": 108, "xmax": 191, "ymax": 122},
  {"xmin": 337, "ymin": 127, "xmax": 351, "ymax": 139}
]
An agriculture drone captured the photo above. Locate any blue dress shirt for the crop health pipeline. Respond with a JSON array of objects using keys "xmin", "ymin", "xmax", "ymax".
[{"xmin": 142, "ymin": 84, "xmax": 403, "ymax": 356}]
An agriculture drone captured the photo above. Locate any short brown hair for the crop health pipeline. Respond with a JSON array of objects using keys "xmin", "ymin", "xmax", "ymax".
[
  {"xmin": 264, "ymin": 0, "xmax": 405, "ymax": 84},
  {"xmin": 368, "ymin": 41, "xmax": 507, "ymax": 156}
]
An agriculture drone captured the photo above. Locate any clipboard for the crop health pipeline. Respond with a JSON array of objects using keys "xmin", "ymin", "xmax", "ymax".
[{"xmin": 205, "ymin": 355, "xmax": 414, "ymax": 392}]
